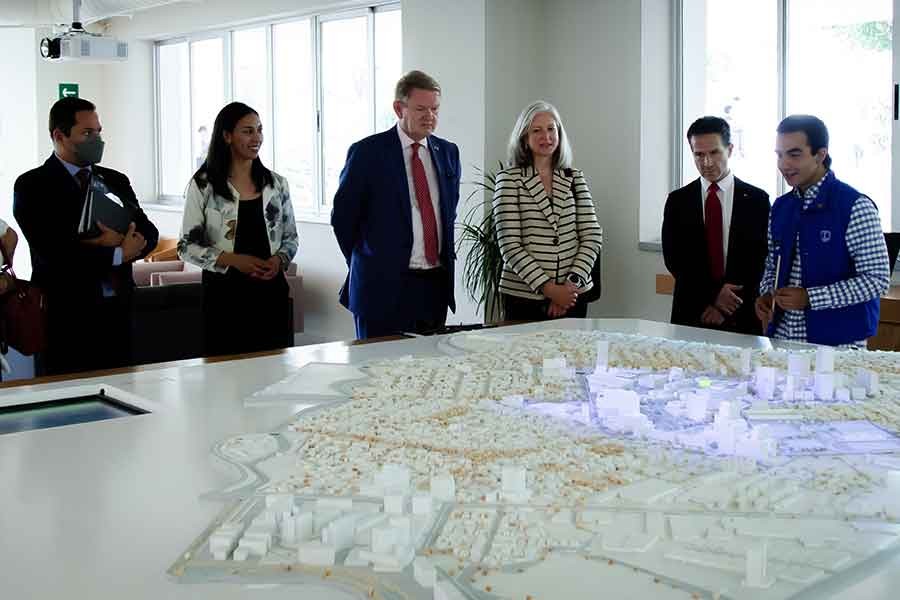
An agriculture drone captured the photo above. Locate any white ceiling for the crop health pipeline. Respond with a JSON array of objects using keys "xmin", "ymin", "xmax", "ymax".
[{"xmin": 0, "ymin": 0, "xmax": 197, "ymax": 27}]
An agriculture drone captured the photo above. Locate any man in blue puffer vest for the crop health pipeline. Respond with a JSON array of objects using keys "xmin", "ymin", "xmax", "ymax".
[{"xmin": 755, "ymin": 115, "xmax": 890, "ymax": 347}]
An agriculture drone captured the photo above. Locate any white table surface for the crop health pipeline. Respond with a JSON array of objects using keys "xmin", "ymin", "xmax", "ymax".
[{"xmin": 1, "ymin": 319, "xmax": 897, "ymax": 599}]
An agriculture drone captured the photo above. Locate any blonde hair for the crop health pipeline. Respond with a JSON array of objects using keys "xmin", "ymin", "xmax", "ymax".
[
  {"xmin": 395, "ymin": 70, "xmax": 441, "ymax": 102},
  {"xmin": 506, "ymin": 100, "xmax": 573, "ymax": 169}
]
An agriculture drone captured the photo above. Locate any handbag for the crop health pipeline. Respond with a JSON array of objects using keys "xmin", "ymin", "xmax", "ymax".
[
  {"xmin": 0, "ymin": 242, "xmax": 48, "ymax": 356},
  {"xmin": 566, "ymin": 170, "xmax": 602, "ymax": 303}
]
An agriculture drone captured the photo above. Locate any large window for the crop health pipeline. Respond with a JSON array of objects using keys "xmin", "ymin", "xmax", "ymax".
[
  {"xmin": 679, "ymin": 0, "xmax": 893, "ymax": 230},
  {"xmin": 154, "ymin": 5, "xmax": 402, "ymax": 220}
]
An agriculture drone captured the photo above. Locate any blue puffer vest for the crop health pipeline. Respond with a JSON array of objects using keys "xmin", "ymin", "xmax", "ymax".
[{"xmin": 767, "ymin": 171, "xmax": 879, "ymax": 346}]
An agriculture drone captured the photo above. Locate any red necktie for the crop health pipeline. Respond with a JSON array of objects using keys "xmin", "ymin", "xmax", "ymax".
[
  {"xmin": 705, "ymin": 181, "xmax": 724, "ymax": 281},
  {"xmin": 75, "ymin": 168, "xmax": 91, "ymax": 197},
  {"xmin": 411, "ymin": 142, "xmax": 439, "ymax": 266}
]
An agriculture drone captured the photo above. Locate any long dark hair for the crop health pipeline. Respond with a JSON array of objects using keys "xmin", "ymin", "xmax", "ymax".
[{"xmin": 193, "ymin": 102, "xmax": 273, "ymax": 200}]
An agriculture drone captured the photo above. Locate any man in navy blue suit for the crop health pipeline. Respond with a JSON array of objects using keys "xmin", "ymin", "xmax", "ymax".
[{"xmin": 332, "ymin": 70, "xmax": 461, "ymax": 339}]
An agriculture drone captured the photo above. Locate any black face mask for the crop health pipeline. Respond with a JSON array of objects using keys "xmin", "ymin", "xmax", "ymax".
[{"xmin": 73, "ymin": 135, "xmax": 105, "ymax": 165}]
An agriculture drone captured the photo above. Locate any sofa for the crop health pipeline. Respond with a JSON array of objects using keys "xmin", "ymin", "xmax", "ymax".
[
  {"xmin": 129, "ymin": 259, "xmax": 303, "ymax": 366},
  {"xmin": 132, "ymin": 260, "xmax": 304, "ymax": 332}
]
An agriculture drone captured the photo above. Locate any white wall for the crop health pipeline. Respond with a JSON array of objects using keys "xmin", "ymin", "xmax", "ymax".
[
  {"xmin": 0, "ymin": 28, "xmax": 38, "ymax": 277},
  {"xmin": 403, "ymin": 0, "xmax": 486, "ymax": 326},
  {"xmin": 538, "ymin": 0, "xmax": 671, "ymax": 322}
]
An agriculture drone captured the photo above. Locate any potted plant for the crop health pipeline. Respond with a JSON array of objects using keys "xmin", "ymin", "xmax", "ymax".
[{"xmin": 456, "ymin": 164, "xmax": 505, "ymax": 322}]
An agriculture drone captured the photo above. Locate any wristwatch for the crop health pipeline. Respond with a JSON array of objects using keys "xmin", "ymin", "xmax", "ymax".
[{"xmin": 567, "ymin": 273, "xmax": 584, "ymax": 288}]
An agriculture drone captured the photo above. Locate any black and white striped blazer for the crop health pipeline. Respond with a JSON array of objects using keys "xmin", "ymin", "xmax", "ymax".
[{"xmin": 492, "ymin": 165, "xmax": 602, "ymax": 300}]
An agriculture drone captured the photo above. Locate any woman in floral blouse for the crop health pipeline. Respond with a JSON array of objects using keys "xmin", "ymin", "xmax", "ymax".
[{"xmin": 178, "ymin": 102, "xmax": 299, "ymax": 356}]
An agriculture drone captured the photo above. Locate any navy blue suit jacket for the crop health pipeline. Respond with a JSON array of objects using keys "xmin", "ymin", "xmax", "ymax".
[{"xmin": 331, "ymin": 127, "xmax": 461, "ymax": 319}]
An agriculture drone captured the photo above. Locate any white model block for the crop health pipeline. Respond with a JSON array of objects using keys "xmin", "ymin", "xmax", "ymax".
[
  {"xmin": 353, "ymin": 513, "xmax": 389, "ymax": 546},
  {"xmin": 597, "ymin": 389, "xmax": 640, "ymax": 416},
  {"xmin": 815, "ymin": 347, "xmax": 835, "ymax": 373},
  {"xmin": 782, "ymin": 382, "xmax": 795, "ymax": 402},
  {"xmin": 500, "ymin": 394, "xmax": 525, "ymax": 409},
  {"xmin": 322, "ymin": 513, "xmax": 361, "ymax": 550},
  {"xmin": 481, "ymin": 489, "xmax": 500, "ymax": 503},
  {"xmin": 716, "ymin": 400, "xmax": 736, "ymax": 423},
  {"xmin": 686, "ymin": 394, "xmax": 707, "ymax": 421},
  {"xmin": 414, "ymin": 556, "xmax": 436, "ymax": 588},
  {"xmin": 389, "ymin": 516, "xmax": 412, "ymax": 546},
  {"xmin": 316, "ymin": 497, "xmax": 354, "ymax": 512},
  {"xmin": 358, "ymin": 481, "xmax": 383, "ymax": 498},
  {"xmin": 295, "ymin": 511, "xmax": 314, "ymax": 541},
  {"xmin": 266, "ymin": 493, "xmax": 294, "ymax": 513},
  {"xmin": 378, "ymin": 464, "xmax": 411, "ymax": 493},
  {"xmin": 755, "ymin": 366, "xmax": 776, "ymax": 386},
  {"xmin": 835, "ymin": 388, "xmax": 851, "ymax": 402},
  {"xmin": 209, "ymin": 531, "xmax": 239, "ymax": 554},
  {"xmin": 856, "ymin": 369, "xmax": 880, "ymax": 395},
  {"xmin": 668, "ymin": 367, "xmax": 684, "ymax": 382},
  {"xmin": 344, "ymin": 547, "xmax": 369, "ymax": 567},
  {"xmin": 297, "ymin": 541, "xmax": 336, "ymax": 566},
  {"xmin": 430, "ymin": 474, "xmax": 456, "ymax": 501},
  {"xmin": 886, "ymin": 471, "xmax": 900, "ymax": 493},
  {"xmin": 243, "ymin": 529, "xmax": 273, "ymax": 549},
  {"xmin": 279, "ymin": 515, "xmax": 297, "ymax": 545},
  {"xmin": 366, "ymin": 545, "xmax": 415, "ymax": 573},
  {"xmin": 253, "ymin": 511, "xmax": 278, "ymax": 528},
  {"xmin": 501, "ymin": 465, "xmax": 527, "ymax": 494},
  {"xmin": 412, "ymin": 494, "xmax": 433, "ymax": 515},
  {"xmin": 739, "ymin": 348, "xmax": 751, "ymax": 375},
  {"xmin": 314, "ymin": 509, "xmax": 342, "ymax": 534},
  {"xmin": 814, "ymin": 373, "xmax": 835, "ymax": 400},
  {"xmin": 371, "ymin": 525, "xmax": 397, "ymax": 554},
  {"xmin": 542, "ymin": 357, "xmax": 566, "ymax": 370},
  {"xmin": 384, "ymin": 494, "xmax": 408, "ymax": 515},
  {"xmin": 232, "ymin": 547, "xmax": 249, "ymax": 561},
  {"xmin": 239, "ymin": 536, "xmax": 269, "ymax": 557},
  {"xmin": 788, "ymin": 354, "xmax": 810, "ymax": 377},
  {"xmin": 851, "ymin": 387, "xmax": 867, "ymax": 401},
  {"xmin": 743, "ymin": 539, "xmax": 775, "ymax": 588}
]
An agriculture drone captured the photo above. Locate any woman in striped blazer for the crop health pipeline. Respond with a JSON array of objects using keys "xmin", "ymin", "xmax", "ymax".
[{"xmin": 492, "ymin": 100, "xmax": 602, "ymax": 321}]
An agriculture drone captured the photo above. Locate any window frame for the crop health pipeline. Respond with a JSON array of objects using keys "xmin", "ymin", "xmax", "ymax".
[
  {"xmin": 151, "ymin": 2, "xmax": 401, "ymax": 223},
  {"xmin": 674, "ymin": 0, "xmax": 893, "ymax": 204}
]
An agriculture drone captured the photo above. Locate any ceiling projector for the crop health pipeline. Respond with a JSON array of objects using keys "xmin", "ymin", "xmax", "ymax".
[{"xmin": 41, "ymin": 29, "xmax": 128, "ymax": 62}]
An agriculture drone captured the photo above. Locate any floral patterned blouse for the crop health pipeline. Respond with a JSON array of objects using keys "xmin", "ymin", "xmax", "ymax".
[{"xmin": 177, "ymin": 171, "xmax": 299, "ymax": 274}]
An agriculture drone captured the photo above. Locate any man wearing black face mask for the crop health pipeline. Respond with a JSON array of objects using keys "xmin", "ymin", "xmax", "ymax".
[{"xmin": 13, "ymin": 97, "xmax": 159, "ymax": 376}]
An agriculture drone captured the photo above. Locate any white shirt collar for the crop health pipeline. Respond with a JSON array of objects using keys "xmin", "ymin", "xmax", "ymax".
[
  {"xmin": 700, "ymin": 170, "xmax": 733, "ymax": 194},
  {"xmin": 396, "ymin": 122, "xmax": 429, "ymax": 151}
]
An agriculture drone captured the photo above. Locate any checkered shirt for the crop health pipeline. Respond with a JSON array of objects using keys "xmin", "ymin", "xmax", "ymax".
[{"xmin": 759, "ymin": 171, "xmax": 890, "ymax": 347}]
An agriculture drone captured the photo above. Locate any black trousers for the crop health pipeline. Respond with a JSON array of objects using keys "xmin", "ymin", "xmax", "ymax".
[
  {"xmin": 37, "ymin": 296, "xmax": 132, "ymax": 376},
  {"xmin": 354, "ymin": 268, "xmax": 449, "ymax": 339},
  {"xmin": 503, "ymin": 292, "xmax": 589, "ymax": 323}
]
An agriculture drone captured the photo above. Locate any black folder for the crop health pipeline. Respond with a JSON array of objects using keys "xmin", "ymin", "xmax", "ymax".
[{"xmin": 77, "ymin": 173, "xmax": 133, "ymax": 238}]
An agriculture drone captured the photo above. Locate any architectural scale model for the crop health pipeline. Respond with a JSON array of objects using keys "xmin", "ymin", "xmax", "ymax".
[{"xmin": 170, "ymin": 329, "xmax": 900, "ymax": 599}]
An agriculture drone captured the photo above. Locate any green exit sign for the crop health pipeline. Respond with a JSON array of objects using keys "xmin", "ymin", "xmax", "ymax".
[{"xmin": 58, "ymin": 83, "xmax": 79, "ymax": 99}]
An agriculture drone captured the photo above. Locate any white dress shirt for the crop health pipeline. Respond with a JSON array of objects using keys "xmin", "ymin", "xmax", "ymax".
[
  {"xmin": 700, "ymin": 170, "xmax": 734, "ymax": 265},
  {"xmin": 0, "ymin": 218, "xmax": 7, "ymax": 237},
  {"xmin": 397, "ymin": 123, "xmax": 442, "ymax": 269}
]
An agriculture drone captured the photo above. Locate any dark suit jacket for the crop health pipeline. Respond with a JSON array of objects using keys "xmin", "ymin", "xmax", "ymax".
[
  {"xmin": 662, "ymin": 176, "xmax": 769, "ymax": 335},
  {"xmin": 331, "ymin": 128, "xmax": 461, "ymax": 320},
  {"xmin": 13, "ymin": 155, "xmax": 158, "ymax": 373}
]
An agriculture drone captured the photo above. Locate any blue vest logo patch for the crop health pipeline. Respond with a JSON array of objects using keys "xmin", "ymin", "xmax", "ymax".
[{"xmin": 820, "ymin": 229, "xmax": 832, "ymax": 243}]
